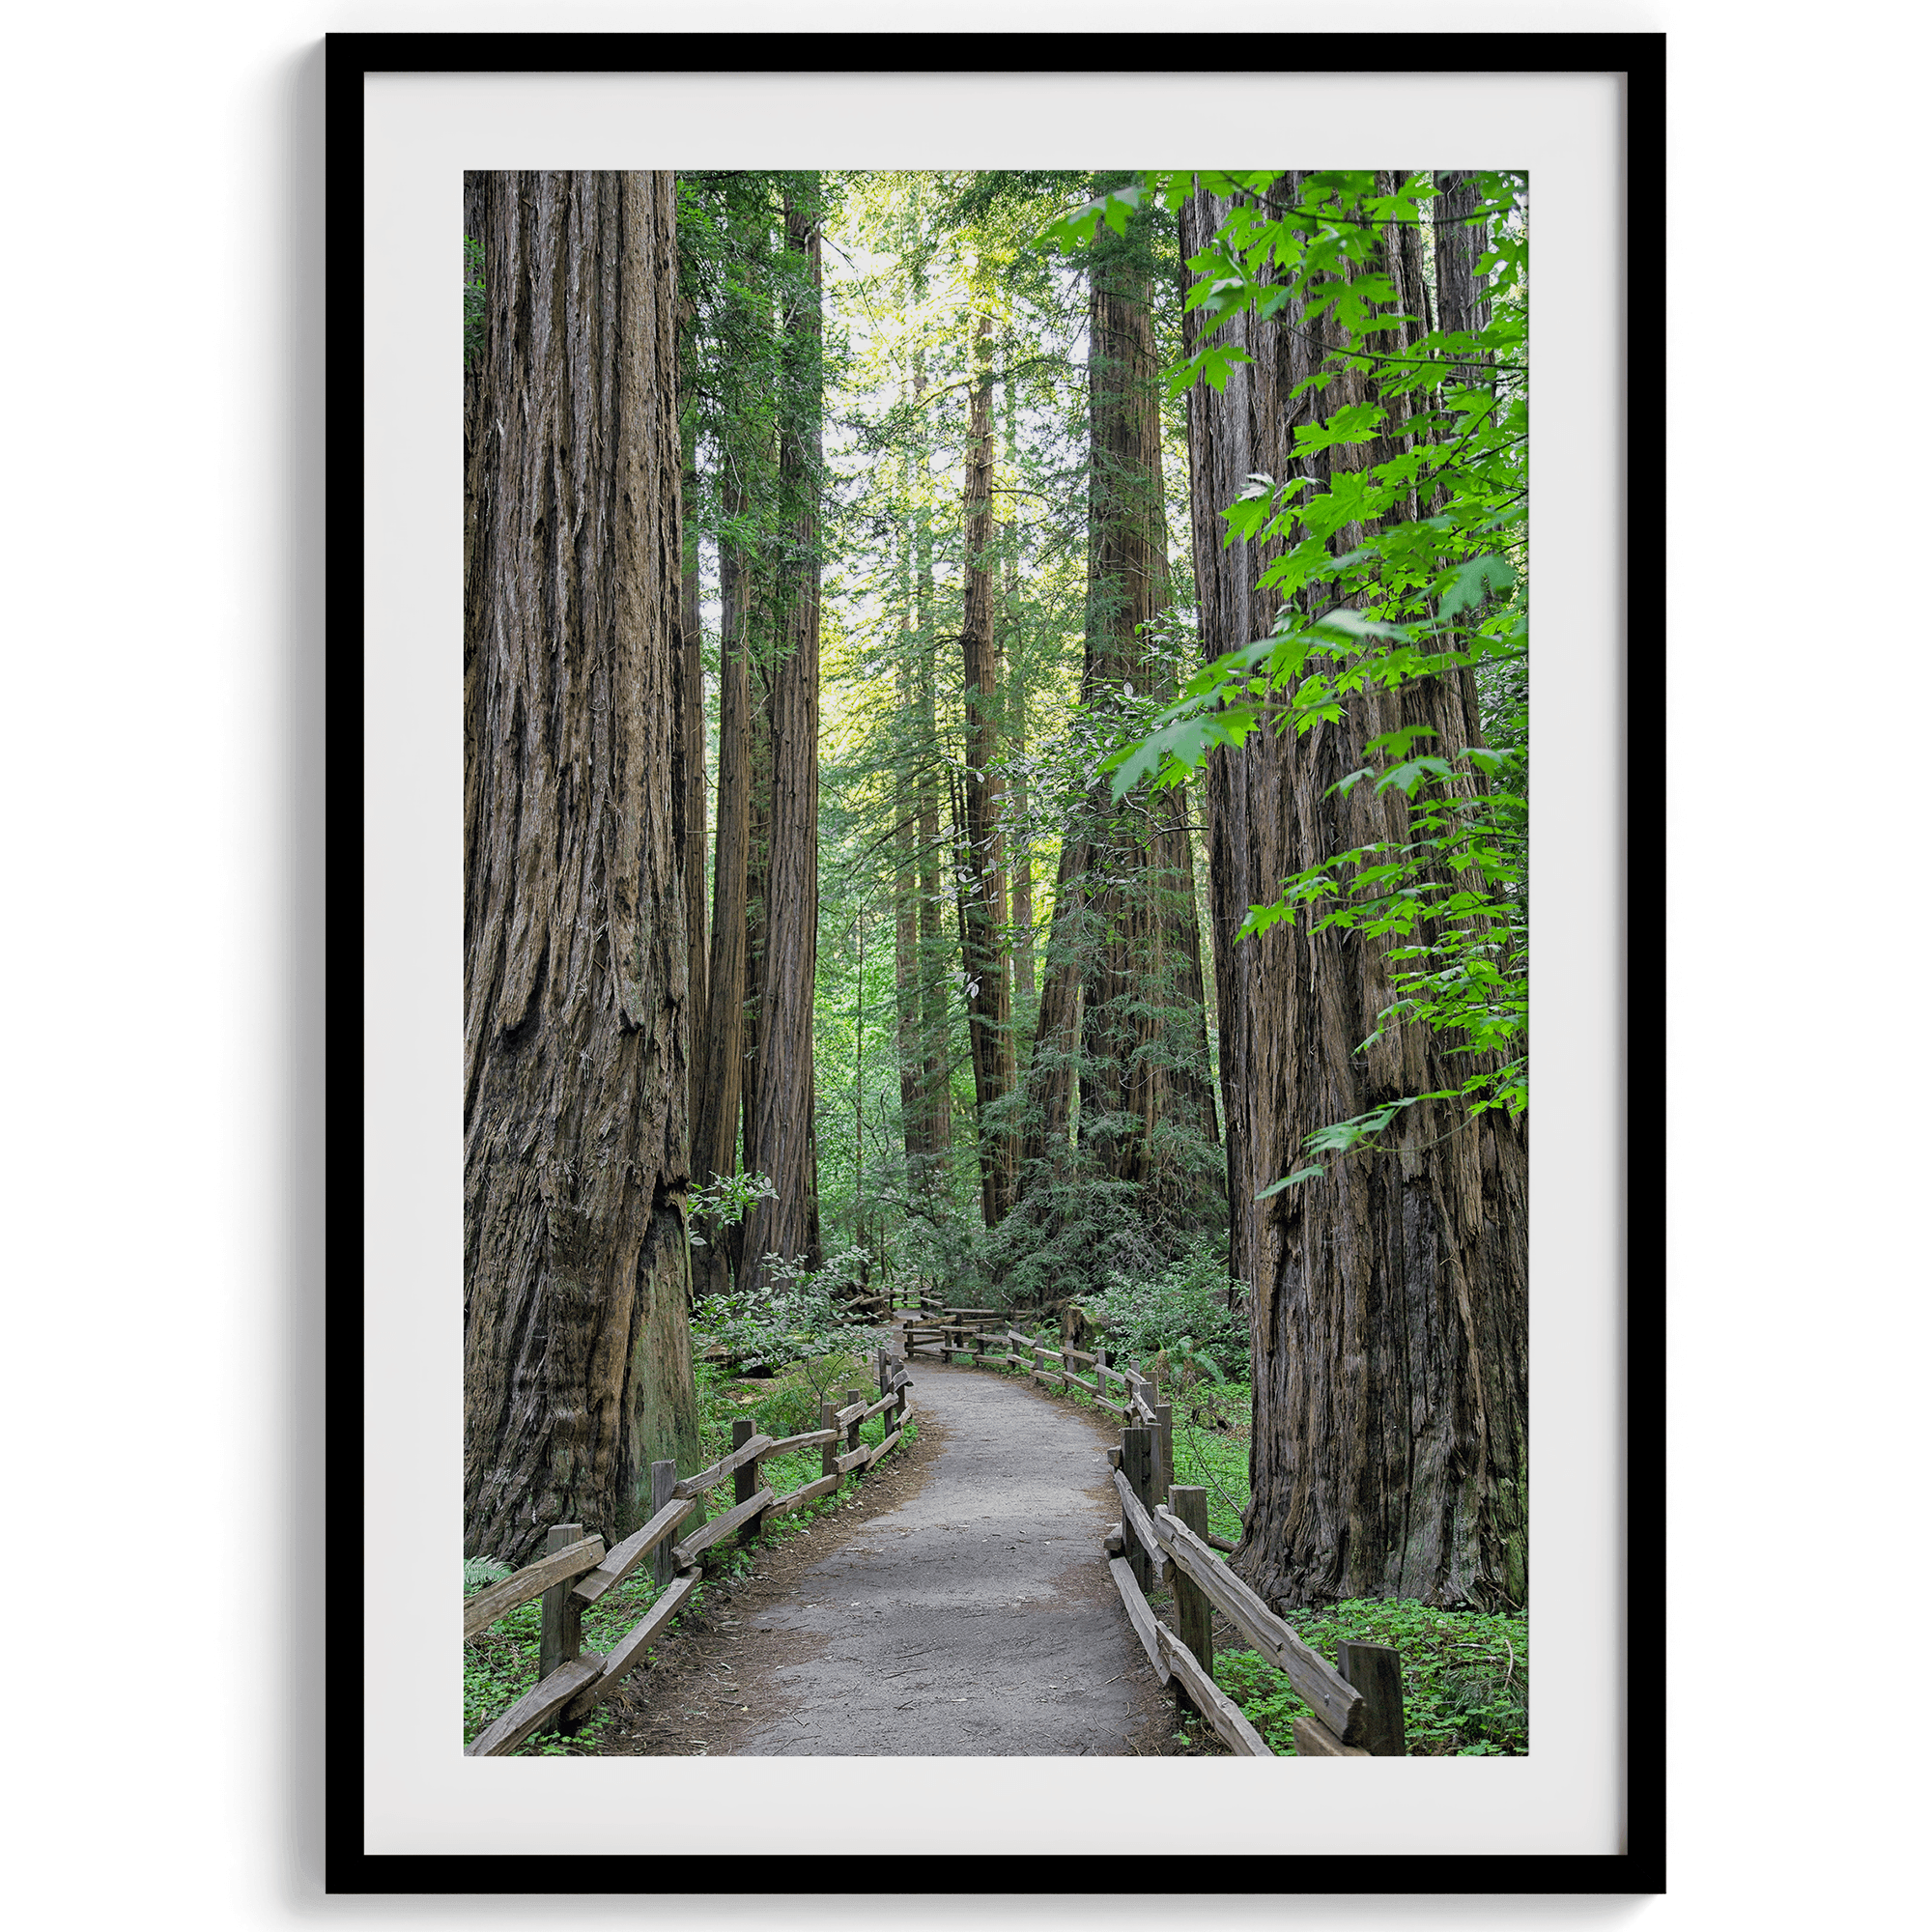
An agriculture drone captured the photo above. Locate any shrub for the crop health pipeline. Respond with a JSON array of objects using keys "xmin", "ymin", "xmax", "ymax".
[
  {"xmin": 1091, "ymin": 1235, "xmax": 1249, "ymax": 1372},
  {"xmin": 694, "ymin": 1243, "xmax": 882, "ymax": 1386}
]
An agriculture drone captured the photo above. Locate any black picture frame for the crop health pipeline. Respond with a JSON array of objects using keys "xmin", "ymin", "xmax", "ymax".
[{"xmin": 328, "ymin": 29, "xmax": 1662, "ymax": 1895}]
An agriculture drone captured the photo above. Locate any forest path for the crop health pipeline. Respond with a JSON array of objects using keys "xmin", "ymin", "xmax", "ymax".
[{"xmin": 605, "ymin": 1358, "xmax": 1173, "ymax": 1756}]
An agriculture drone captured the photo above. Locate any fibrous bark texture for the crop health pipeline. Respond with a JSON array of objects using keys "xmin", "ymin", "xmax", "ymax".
[
  {"xmin": 463, "ymin": 170, "xmax": 699, "ymax": 1568},
  {"xmin": 1078, "ymin": 256, "xmax": 1218, "ymax": 1206},
  {"xmin": 740, "ymin": 189, "xmax": 824, "ymax": 1293},
  {"xmin": 674, "ymin": 281, "xmax": 709, "ymax": 1134},
  {"xmin": 1180, "ymin": 174, "xmax": 1527, "ymax": 1612}
]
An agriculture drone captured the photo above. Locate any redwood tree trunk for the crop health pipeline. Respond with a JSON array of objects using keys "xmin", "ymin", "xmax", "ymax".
[
  {"xmin": 463, "ymin": 170, "xmax": 699, "ymax": 1567},
  {"xmin": 1181, "ymin": 174, "xmax": 1528, "ymax": 1611},
  {"xmin": 894, "ymin": 614, "xmax": 925, "ymax": 1178},
  {"xmin": 894, "ymin": 450, "xmax": 929, "ymax": 1180},
  {"xmin": 1020, "ymin": 825, "xmax": 1092, "ymax": 1179},
  {"xmin": 741, "ymin": 186, "xmax": 824, "ymax": 1292},
  {"xmin": 742, "ymin": 652, "xmax": 771, "ymax": 1197},
  {"xmin": 959, "ymin": 304, "xmax": 1018, "ymax": 1228},
  {"xmin": 1027, "ymin": 230, "xmax": 1217, "ymax": 1221},
  {"xmin": 913, "ymin": 355, "xmax": 952, "ymax": 1190},
  {"xmin": 1002, "ymin": 341, "xmax": 1036, "ymax": 1004},
  {"xmin": 674, "ymin": 285, "xmax": 709, "ymax": 1149},
  {"xmin": 690, "ymin": 477, "xmax": 753, "ymax": 1297}
]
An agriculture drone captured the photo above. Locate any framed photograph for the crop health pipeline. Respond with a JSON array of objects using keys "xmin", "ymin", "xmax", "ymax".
[{"xmin": 334, "ymin": 29, "xmax": 1658, "ymax": 1891}]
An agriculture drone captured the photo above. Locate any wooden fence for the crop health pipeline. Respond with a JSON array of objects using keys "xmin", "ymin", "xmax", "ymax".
[
  {"xmin": 902, "ymin": 1307, "xmax": 1406, "ymax": 1757},
  {"xmin": 462, "ymin": 1349, "xmax": 915, "ymax": 1756}
]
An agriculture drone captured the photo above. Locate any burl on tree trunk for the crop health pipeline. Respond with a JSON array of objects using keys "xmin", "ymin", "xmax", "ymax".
[{"xmin": 463, "ymin": 171, "xmax": 700, "ymax": 1568}]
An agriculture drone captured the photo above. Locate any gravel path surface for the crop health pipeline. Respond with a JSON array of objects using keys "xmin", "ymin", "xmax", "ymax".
[{"xmin": 602, "ymin": 1358, "xmax": 1175, "ymax": 1756}]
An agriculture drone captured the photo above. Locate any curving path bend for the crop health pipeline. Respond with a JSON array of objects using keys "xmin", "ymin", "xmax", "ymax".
[{"xmin": 608, "ymin": 1357, "xmax": 1172, "ymax": 1756}]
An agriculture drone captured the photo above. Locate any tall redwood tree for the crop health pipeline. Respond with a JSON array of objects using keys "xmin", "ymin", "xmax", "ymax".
[
  {"xmin": 463, "ymin": 170, "xmax": 699, "ymax": 1565},
  {"xmin": 1180, "ymin": 173, "xmax": 1528, "ymax": 1611},
  {"xmin": 1020, "ymin": 203, "xmax": 1217, "ymax": 1230},
  {"xmin": 741, "ymin": 181, "xmax": 826, "ymax": 1293},
  {"xmin": 958, "ymin": 300, "xmax": 1018, "ymax": 1227}
]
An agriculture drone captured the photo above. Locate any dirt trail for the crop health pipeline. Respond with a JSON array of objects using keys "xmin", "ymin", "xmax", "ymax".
[{"xmin": 601, "ymin": 1358, "xmax": 1176, "ymax": 1756}]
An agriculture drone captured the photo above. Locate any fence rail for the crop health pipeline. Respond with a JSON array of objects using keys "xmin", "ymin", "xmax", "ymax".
[
  {"xmin": 470, "ymin": 1301, "xmax": 1407, "ymax": 1760},
  {"xmin": 902, "ymin": 1304, "xmax": 1406, "ymax": 1757},
  {"xmin": 463, "ymin": 1346, "xmax": 915, "ymax": 1756},
  {"xmin": 1104, "ymin": 1421, "xmax": 1406, "ymax": 1757}
]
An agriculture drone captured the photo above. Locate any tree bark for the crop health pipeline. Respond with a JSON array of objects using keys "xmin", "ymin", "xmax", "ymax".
[
  {"xmin": 674, "ymin": 286, "xmax": 709, "ymax": 1154},
  {"xmin": 894, "ymin": 437, "xmax": 928, "ymax": 1179},
  {"xmin": 894, "ymin": 648, "xmax": 925, "ymax": 1175},
  {"xmin": 1020, "ymin": 824, "xmax": 1092, "ymax": 1179},
  {"xmin": 463, "ymin": 170, "xmax": 699, "ymax": 1567},
  {"xmin": 690, "ymin": 473, "xmax": 753, "ymax": 1298},
  {"xmin": 1180, "ymin": 173, "xmax": 1528, "ymax": 1611},
  {"xmin": 1002, "ymin": 336, "xmax": 1036, "ymax": 1005},
  {"xmin": 913, "ymin": 355, "xmax": 952, "ymax": 1191},
  {"xmin": 741, "ymin": 185, "xmax": 824, "ymax": 1293},
  {"xmin": 743, "ymin": 649, "xmax": 771, "ymax": 1197},
  {"xmin": 1434, "ymin": 170, "xmax": 1492, "ymax": 381},
  {"xmin": 1023, "ymin": 228, "xmax": 1217, "ymax": 1228},
  {"xmin": 959, "ymin": 302, "xmax": 1018, "ymax": 1228}
]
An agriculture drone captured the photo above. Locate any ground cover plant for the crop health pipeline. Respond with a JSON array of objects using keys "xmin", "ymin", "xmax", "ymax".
[
  {"xmin": 1212, "ymin": 1601, "xmax": 1528, "ymax": 1756},
  {"xmin": 464, "ymin": 1309, "xmax": 914, "ymax": 1756},
  {"xmin": 962, "ymin": 1285, "xmax": 1527, "ymax": 1757}
]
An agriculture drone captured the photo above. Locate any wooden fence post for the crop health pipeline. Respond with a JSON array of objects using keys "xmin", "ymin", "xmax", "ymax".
[
  {"xmin": 1168, "ymin": 1486, "xmax": 1213, "ymax": 1721},
  {"xmin": 844, "ymin": 1388, "xmax": 865, "ymax": 1460},
  {"xmin": 820, "ymin": 1400, "xmax": 838, "ymax": 1481},
  {"xmin": 648, "ymin": 1461, "xmax": 678, "ymax": 1585},
  {"xmin": 1337, "ymin": 1640, "xmax": 1406, "ymax": 1756},
  {"xmin": 733, "ymin": 1416, "xmax": 767, "ymax": 1547},
  {"xmin": 1159, "ymin": 1484, "xmax": 1206, "ymax": 1654},
  {"xmin": 1122, "ymin": 1426, "xmax": 1154, "ymax": 1592},
  {"xmin": 1154, "ymin": 1399, "xmax": 1174, "ymax": 1499},
  {"xmin": 539, "ymin": 1521, "xmax": 584, "ymax": 1737}
]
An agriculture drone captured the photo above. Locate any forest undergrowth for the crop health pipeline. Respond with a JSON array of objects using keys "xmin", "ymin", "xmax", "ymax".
[
  {"xmin": 960, "ymin": 1267, "xmax": 1529, "ymax": 1757},
  {"xmin": 463, "ymin": 1344, "xmax": 912, "ymax": 1757}
]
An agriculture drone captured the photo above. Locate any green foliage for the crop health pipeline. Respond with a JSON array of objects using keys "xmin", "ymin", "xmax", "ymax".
[
  {"xmin": 463, "ymin": 1561, "xmax": 684, "ymax": 1757},
  {"xmin": 808, "ymin": 166, "xmax": 1214, "ymax": 1290},
  {"xmin": 1091, "ymin": 1235, "xmax": 1247, "ymax": 1367},
  {"xmin": 1046, "ymin": 169, "xmax": 1529, "ymax": 1191},
  {"xmin": 686, "ymin": 1169, "xmax": 778, "ymax": 1248},
  {"xmin": 676, "ymin": 169, "xmax": 840, "ymax": 683},
  {"xmin": 1167, "ymin": 1381, "xmax": 1252, "ymax": 1543},
  {"xmin": 1214, "ymin": 1600, "xmax": 1528, "ymax": 1755},
  {"xmin": 467, "ymin": 1301, "xmax": 918, "ymax": 1757},
  {"xmin": 694, "ymin": 1241, "xmax": 880, "ymax": 1379}
]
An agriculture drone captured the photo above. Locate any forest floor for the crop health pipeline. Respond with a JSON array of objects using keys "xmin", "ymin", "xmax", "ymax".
[{"xmin": 595, "ymin": 1358, "xmax": 1193, "ymax": 1756}]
